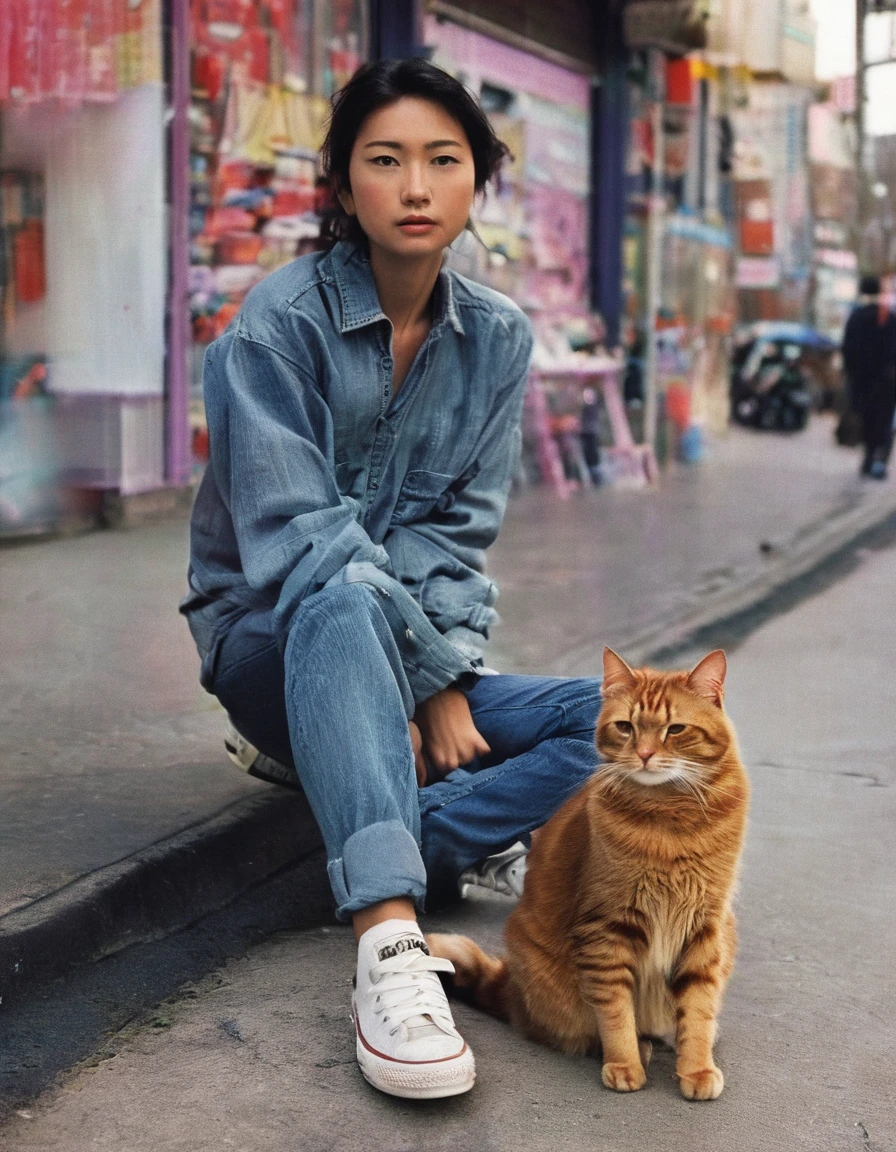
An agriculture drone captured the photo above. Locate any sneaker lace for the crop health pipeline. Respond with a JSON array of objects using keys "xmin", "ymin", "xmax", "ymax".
[{"xmin": 368, "ymin": 951, "xmax": 457, "ymax": 1040}]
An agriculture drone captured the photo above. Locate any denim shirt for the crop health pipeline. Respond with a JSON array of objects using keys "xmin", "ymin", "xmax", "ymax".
[{"xmin": 181, "ymin": 240, "xmax": 534, "ymax": 702}]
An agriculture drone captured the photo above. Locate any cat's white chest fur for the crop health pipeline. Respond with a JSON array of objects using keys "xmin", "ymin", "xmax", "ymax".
[{"xmin": 632, "ymin": 869, "xmax": 703, "ymax": 1043}]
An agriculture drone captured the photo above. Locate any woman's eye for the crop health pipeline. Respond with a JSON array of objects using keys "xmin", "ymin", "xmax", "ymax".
[
  {"xmin": 432, "ymin": 155, "xmax": 460, "ymax": 166},
  {"xmin": 371, "ymin": 155, "xmax": 399, "ymax": 166},
  {"xmin": 667, "ymin": 724, "xmax": 686, "ymax": 735},
  {"xmin": 614, "ymin": 721, "xmax": 633, "ymax": 735}
]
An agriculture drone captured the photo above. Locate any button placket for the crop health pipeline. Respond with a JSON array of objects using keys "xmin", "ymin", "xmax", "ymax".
[
  {"xmin": 380, "ymin": 354, "xmax": 393, "ymax": 413},
  {"xmin": 386, "ymin": 330, "xmax": 434, "ymax": 421},
  {"xmin": 362, "ymin": 341, "xmax": 395, "ymax": 513}
]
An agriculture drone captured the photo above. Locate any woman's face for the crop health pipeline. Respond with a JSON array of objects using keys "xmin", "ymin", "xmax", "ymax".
[{"xmin": 338, "ymin": 96, "xmax": 477, "ymax": 264}]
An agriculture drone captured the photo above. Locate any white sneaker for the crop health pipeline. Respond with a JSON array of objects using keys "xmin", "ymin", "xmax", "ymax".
[
  {"xmin": 352, "ymin": 920, "xmax": 475, "ymax": 1099},
  {"xmin": 223, "ymin": 716, "xmax": 301, "ymax": 791},
  {"xmin": 459, "ymin": 841, "xmax": 528, "ymax": 900}
]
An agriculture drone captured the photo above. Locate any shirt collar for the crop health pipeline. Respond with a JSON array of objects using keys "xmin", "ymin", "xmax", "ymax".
[{"xmin": 330, "ymin": 241, "xmax": 465, "ymax": 337}]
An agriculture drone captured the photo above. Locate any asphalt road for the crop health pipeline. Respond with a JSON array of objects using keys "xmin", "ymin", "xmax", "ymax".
[{"xmin": 1, "ymin": 533, "xmax": 893, "ymax": 1151}]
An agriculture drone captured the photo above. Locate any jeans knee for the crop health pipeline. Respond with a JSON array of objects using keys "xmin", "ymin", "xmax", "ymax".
[
  {"xmin": 293, "ymin": 581, "xmax": 385, "ymax": 642},
  {"xmin": 285, "ymin": 581, "xmax": 413, "ymax": 717},
  {"xmin": 559, "ymin": 677, "xmax": 603, "ymax": 739}
]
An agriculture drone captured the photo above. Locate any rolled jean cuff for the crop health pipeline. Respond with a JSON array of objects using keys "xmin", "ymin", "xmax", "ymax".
[{"xmin": 327, "ymin": 820, "xmax": 428, "ymax": 923}]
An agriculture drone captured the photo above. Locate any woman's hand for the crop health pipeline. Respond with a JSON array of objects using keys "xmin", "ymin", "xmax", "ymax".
[
  {"xmin": 414, "ymin": 686, "xmax": 490, "ymax": 777},
  {"xmin": 408, "ymin": 720, "xmax": 427, "ymax": 787}
]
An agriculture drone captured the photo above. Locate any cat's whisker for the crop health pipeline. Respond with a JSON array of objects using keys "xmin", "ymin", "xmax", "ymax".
[{"xmin": 676, "ymin": 775, "xmax": 710, "ymax": 812}]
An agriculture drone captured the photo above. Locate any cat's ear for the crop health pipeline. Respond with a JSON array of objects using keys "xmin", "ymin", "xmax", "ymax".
[
  {"xmin": 602, "ymin": 647, "xmax": 636, "ymax": 693},
  {"xmin": 687, "ymin": 650, "xmax": 727, "ymax": 706}
]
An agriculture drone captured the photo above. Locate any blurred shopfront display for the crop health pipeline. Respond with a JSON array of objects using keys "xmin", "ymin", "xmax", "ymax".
[
  {"xmin": 620, "ymin": 51, "xmax": 736, "ymax": 468},
  {"xmin": 620, "ymin": 0, "xmax": 830, "ymax": 470},
  {"xmin": 7, "ymin": 1, "xmax": 834, "ymax": 528},
  {"xmin": 805, "ymin": 102, "xmax": 858, "ymax": 342},
  {"xmin": 0, "ymin": 0, "xmax": 167, "ymax": 533},
  {"xmin": 187, "ymin": 0, "xmax": 368, "ymax": 468},
  {"xmin": 423, "ymin": 8, "xmax": 651, "ymax": 490},
  {"xmin": 424, "ymin": 15, "xmax": 591, "ymax": 316}
]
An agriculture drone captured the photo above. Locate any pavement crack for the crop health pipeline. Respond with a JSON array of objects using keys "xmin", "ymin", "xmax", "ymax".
[
  {"xmin": 855, "ymin": 1120, "xmax": 875, "ymax": 1151},
  {"xmin": 838, "ymin": 771, "xmax": 887, "ymax": 788},
  {"xmin": 752, "ymin": 762, "xmax": 888, "ymax": 787}
]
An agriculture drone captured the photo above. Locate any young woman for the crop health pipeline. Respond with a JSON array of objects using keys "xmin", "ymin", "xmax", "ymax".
[{"xmin": 181, "ymin": 58, "xmax": 601, "ymax": 1100}]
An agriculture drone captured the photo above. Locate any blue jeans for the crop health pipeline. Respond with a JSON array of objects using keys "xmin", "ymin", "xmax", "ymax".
[{"xmin": 203, "ymin": 582, "xmax": 601, "ymax": 921}]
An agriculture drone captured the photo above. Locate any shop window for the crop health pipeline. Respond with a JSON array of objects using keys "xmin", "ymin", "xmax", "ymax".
[{"xmin": 187, "ymin": 0, "xmax": 369, "ymax": 465}]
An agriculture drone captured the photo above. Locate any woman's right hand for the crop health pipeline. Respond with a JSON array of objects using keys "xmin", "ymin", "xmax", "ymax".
[{"xmin": 413, "ymin": 687, "xmax": 491, "ymax": 777}]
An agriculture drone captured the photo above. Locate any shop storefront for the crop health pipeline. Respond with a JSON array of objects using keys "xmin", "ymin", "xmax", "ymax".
[
  {"xmin": 421, "ymin": 11, "xmax": 655, "ymax": 489},
  {"xmin": 186, "ymin": 0, "xmax": 369, "ymax": 468},
  {"xmin": 807, "ymin": 103, "xmax": 858, "ymax": 343},
  {"xmin": 186, "ymin": 2, "xmax": 621, "ymax": 489},
  {"xmin": 422, "ymin": 14, "xmax": 592, "ymax": 320},
  {"xmin": 0, "ymin": 0, "xmax": 168, "ymax": 533},
  {"xmin": 621, "ymin": 53, "xmax": 736, "ymax": 464}
]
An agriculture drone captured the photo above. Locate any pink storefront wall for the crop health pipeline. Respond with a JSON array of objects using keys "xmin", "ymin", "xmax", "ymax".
[{"xmin": 422, "ymin": 15, "xmax": 590, "ymax": 108}]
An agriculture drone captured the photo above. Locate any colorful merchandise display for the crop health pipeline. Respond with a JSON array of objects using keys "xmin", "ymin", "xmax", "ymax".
[
  {"xmin": 622, "ymin": 56, "xmax": 738, "ymax": 461},
  {"xmin": 0, "ymin": 0, "xmax": 161, "ymax": 104},
  {"xmin": 187, "ymin": 0, "xmax": 368, "ymax": 462}
]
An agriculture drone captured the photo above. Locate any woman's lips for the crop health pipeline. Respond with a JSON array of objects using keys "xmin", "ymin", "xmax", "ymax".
[{"xmin": 398, "ymin": 217, "xmax": 437, "ymax": 233}]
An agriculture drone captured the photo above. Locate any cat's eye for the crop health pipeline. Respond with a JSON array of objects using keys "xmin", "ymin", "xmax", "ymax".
[
  {"xmin": 667, "ymin": 724, "xmax": 686, "ymax": 735},
  {"xmin": 614, "ymin": 721, "xmax": 633, "ymax": 735}
]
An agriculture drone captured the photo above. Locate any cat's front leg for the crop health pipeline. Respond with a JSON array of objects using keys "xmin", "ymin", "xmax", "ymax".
[
  {"xmin": 580, "ymin": 974, "xmax": 645, "ymax": 1091},
  {"xmin": 670, "ymin": 922, "xmax": 731, "ymax": 1101},
  {"xmin": 576, "ymin": 923, "xmax": 647, "ymax": 1091},
  {"xmin": 592, "ymin": 995, "xmax": 645, "ymax": 1091}
]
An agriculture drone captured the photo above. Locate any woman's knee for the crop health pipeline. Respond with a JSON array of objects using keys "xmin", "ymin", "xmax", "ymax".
[
  {"xmin": 286, "ymin": 581, "xmax": 413, "ymax": 716},
  {"xmin": 556, "ymin": 676, "xmax": 603, "ymax": 740},
  {"xmin": 291, "ymin": 581, "xmax": 387, "ymax": 645}
]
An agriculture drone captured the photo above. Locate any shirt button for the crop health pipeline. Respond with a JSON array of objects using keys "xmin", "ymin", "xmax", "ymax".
[
  {"xmin": 382, "ymin": 357, "xmax": 392, "ymax": 368},
  {"xmin": 405, "ymin": 629, "xmax": 414, "ymax": 641}
]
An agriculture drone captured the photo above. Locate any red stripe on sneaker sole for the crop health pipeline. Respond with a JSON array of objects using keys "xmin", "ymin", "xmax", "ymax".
[{"xmin": 354, "ymin": 1019, "xmax": 469, "ymax": 1065}]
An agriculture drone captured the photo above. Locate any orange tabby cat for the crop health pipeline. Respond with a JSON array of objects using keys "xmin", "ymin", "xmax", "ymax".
[{"xmin": 429, "ymin": 647, "xmax": 749, "ymax": 1101}]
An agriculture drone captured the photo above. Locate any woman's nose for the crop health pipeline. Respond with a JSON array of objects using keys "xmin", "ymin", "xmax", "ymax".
[{"xmin": 402, "ymin": 164, "xmax": 430, "ymax": 204}]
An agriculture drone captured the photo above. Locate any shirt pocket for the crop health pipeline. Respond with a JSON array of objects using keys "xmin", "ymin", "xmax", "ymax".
[{"xmin": 392, "ymin": 469, "xmax": 455, "ymax": 526}]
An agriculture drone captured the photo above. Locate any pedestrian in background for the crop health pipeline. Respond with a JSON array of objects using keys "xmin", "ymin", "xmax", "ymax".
[
  {"xmin": 180, "ymin": 58, "xmax": 601, "ymax": 1102},
  {"xmin": 842, "ymin": 274, "xmax": 896, "ymax": 480}
]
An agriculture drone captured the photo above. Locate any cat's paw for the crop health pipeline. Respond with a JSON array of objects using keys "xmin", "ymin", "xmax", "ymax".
[
  {"xmin": 678, "ymin": 1065, "xmax": 724, "ymax": 1100},
  {"xmin": 602, "ymin": 1061, "xmax": 647, "ymax": 1092}
]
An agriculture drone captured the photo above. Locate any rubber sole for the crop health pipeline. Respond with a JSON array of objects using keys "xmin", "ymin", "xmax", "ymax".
[{"xmin": 353, "ymin": 1011, "xmax": 476, "ymax": 1099}]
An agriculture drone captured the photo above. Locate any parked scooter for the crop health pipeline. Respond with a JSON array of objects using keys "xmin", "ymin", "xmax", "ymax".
[{"xmin": 730, "ymin": 340, "xmax": 814, "ymax": 432}]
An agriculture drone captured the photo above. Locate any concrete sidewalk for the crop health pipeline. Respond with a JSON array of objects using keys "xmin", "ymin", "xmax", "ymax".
[{"xmin": 1, "ymin": 413, "xmax": 894, "ymax": 1004}]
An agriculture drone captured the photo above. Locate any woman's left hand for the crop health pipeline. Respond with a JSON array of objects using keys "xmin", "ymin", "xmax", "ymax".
[
  {"xmin": 408, "ymin": 720, "xmax": 427, "ymax": 787},
  {"xmin": 414, "ymin": 686, "xmax": 491, "ymax": 776}
]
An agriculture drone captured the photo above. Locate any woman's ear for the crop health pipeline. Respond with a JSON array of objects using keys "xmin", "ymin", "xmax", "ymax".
[{"xmin": 336, "ymin": 183, "xmax": 356, "ymax": 217}]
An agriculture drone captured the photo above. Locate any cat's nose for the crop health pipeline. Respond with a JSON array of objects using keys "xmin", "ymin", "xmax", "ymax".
[{"xmin": 637, "ymin": 747, "xmax": 654, "ymax": 765}]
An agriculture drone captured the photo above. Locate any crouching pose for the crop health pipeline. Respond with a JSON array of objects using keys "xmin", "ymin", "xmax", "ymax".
[{"xmin": 181, "ymin": 58, "xmax": 600, "ymax": 1100}]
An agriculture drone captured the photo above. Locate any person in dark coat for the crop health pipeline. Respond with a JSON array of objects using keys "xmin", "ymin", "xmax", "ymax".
[{"xmin": 842, "ymin": 275, "xmax": 896, "ymax": 479}]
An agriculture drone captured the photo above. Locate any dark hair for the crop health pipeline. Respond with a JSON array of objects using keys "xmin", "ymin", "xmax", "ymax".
[
  {"xmin": 860, "ymin": 274, "xmax": 881, "ymax": 297},
  {"xmin": 319, "ymin": 57, "xmax": 510, "ymax": 247}
]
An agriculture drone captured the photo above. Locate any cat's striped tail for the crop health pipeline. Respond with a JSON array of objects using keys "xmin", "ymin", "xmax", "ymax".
[{"xmin": 426, "ymin": 933, "xmax": 510, "ymax": 1020}]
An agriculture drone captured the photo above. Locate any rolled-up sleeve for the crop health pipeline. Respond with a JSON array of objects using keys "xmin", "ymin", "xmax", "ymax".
[{"xmin": 204, "ymin": 326, "xmax": 393, "ymax": 639}]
